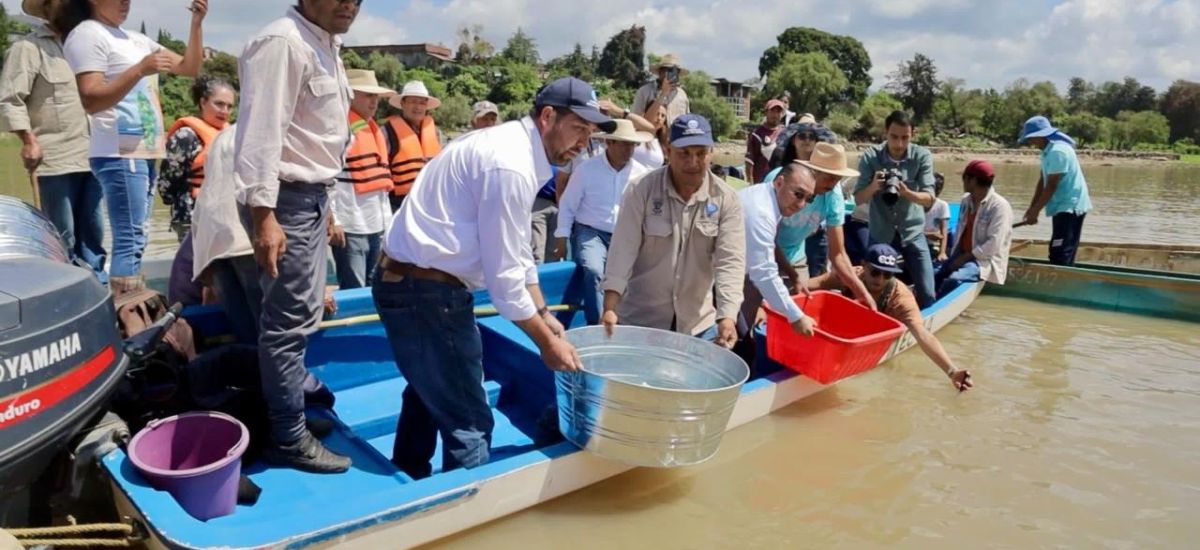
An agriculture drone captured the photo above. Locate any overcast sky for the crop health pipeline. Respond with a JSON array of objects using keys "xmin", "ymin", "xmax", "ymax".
[{"xmin": 6, "ymin": 0, "xmax": 1196, "ymax": 93}]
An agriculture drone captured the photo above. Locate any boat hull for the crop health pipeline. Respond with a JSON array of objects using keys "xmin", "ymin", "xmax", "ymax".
[
  {"xmin": 1011, "ymin": 240, "xmax": 1200, "ymax": 275},
  {"xmin": 105, "ymin": 265, "xmax": 983, "ymax": 550}
]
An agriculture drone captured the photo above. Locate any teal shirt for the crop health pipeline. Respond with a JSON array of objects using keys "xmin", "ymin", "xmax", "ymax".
[
  {"xmin": 853, "ymin": 142, "xmax": 935, "ymax": 245},
  {"xmin": 1040, "ymin": 141, "xmax": 1092, "ymax": 216},
  {"xmin": 764, "ymin": 166, "xmax": 844, "ymax": 265}
]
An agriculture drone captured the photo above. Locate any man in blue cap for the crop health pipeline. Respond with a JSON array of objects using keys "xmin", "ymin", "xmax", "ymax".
[
  {"xmin": 1018, "ymin": 115, "xmax": 1092, "ymax": 265},
  {"xmin": 373, "ymin": 77, "xmax": 612, "ymax": 479},
  {"xmin": 602, "ymin": 114, "xmax": 746, "ymax": 349},
  {"xmin": 808, "ymin": 244, "xmax": 973, "ymax": 392}
]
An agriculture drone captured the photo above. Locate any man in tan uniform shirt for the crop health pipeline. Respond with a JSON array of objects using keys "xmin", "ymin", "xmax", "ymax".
[{"xmin": 601, "ymin": 114, "xmax": 745, "ymax": 348}]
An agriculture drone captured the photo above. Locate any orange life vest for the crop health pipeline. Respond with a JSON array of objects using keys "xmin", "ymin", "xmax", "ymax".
[
  {"xmin": 339, "ymin": 112, "xmax": 393, "ymax": 195},
  {"xmin": 386, "ymin": 115, "xmax": 441, "ymax": 196},
  {"xmin": 166, "ymin": 116, "xmax": 225, "ymax": 198}
]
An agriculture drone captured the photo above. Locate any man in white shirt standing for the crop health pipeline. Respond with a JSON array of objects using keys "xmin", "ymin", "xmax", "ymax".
[
  {"xmin": 234, "ymin": 0, "xmax": 358, "ymax": 473},
  {"xmin": 375, "ymin": 77, "xmax": 606, "ymax": 479},
  {"xmin": 330, "ymin": 69, "xmax": 396, "ymax": 289},
  {"xmin": 553, "ymin": 119, "xmax": 653, "ymax": 325}
]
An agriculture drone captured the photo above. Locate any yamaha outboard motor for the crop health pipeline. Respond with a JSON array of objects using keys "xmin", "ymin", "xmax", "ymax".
[{"xmin": 0, "ymin": 196, "xmax": 127, "ymax": 514}]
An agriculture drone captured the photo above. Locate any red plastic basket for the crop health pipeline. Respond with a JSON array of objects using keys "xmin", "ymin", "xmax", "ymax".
[{"xmin": 763, "ymin": 291, "xmax": 905, "ymax": 384}]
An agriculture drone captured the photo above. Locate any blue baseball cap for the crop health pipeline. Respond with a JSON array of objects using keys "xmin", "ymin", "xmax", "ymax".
[
  {"xmin": 865, "ymin": 243, "xmax": 904, "ymax": 273},
  {"xmin": 669, "ymin": 114, "xmax": 714, "ymax": 148},
  {"xmin": 534, "ymin": 77, "xmax": 616, "ymax": 133}
]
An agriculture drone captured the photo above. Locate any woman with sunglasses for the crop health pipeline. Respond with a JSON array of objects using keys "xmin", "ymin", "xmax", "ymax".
[{"xmin": 809, "ymin": 243, "xmax": 974, "ymax": 392}]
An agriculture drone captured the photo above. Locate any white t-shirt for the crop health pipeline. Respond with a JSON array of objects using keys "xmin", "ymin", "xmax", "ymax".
[
  {"xmin": 64, "ymin": 20, "xmax": 165, "ymax": 159},
  {"xmin": 924, "ymin": 198, "xmax": 950, "ymax": 232},
  {"xmin": 633, "ymin": 139, "xmax": 664, "ymax": 168}
]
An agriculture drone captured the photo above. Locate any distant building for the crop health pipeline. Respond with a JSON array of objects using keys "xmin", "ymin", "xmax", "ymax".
[
  {"xmin": 345, "ymin": 43, "xmax": 455, "ymax": 69},
  {"xmin": 711, "ymin": 77, "xmax": 758, "ymax": 121}
]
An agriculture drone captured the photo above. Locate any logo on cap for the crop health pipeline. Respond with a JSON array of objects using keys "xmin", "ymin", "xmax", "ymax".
[
  {"xmin": 875, "ymin": 253, "xmax": 898, "ymax": 267},
  {"xmin": 682, "ymin": 118, "xmax": 705, "ymax": 136}
]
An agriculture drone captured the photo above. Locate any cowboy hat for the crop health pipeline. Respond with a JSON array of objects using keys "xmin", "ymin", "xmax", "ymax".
[
  {"xmin": 592, "ymin": 118, "xmax": 653, "ymax": 143},
  {"xmin": 345, "ymin": 69, "xmax": 396, "ymax": 97},
  {"xmin": 650, "ymin": 53, "xmax": 689, "ymax": 76},
  {"xmin": 22, "ymin": 0, "xmax": 49, "ymax": 19},
  {"xmin": 796, "ymin": 142, "xmax": 860, "ymax": 178},
  {"xmin": 387, "ymin": 80, "xmax": 441, "ymax": 110}
]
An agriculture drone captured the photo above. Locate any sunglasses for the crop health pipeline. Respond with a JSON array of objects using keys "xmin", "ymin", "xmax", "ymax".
[
  {"xmin": 868, "ymin": 267, "xmax": 895, "ymax": 280},
  {"xmin": 787, "ymin": 188, "xmax": 813, "ymax": 203},
  {"xmin": 795, "ymin": 133, "xmax": 819, "ymax": 142}
]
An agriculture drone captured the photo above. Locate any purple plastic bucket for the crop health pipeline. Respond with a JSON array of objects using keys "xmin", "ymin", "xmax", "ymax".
[{"xmin": 128, "ymin": 411, "xmax": 249, "ymax": 521}]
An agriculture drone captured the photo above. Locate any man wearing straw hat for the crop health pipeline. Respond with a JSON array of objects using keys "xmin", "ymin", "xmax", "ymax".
[
  {"xmin": 1017, "ymin": 115, "xmax": 1092, "ymax": 266},
  {"xmin": 0, "ymin": 0, "xmax": 106, "ymax": 282},
  {"xmin": 740, "ymin": 143, "xmax": 875, "ymax": 331},
  {"xmin": 234, "ymin": 0, "xmax": 360, "ymax": 473},
  {"xmin": 554, "ymin": 119, "xmax": 654, "ymax": 325},
  {"xmin": 632, "ymin": 53, "xmax": 690, "ymax": 126},
  {"xmin": 329, "ymin": 69, "xmax": 396, "ymax": 289},
  {"xmin": 383, "ymin": 80, "xmax": 443, "ymax": 212}
]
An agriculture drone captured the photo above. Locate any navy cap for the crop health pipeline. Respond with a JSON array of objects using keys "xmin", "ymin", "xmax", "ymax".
[
  {"xmin": 534, "ymin": 77, "xmax": 617, "ymax": 133},
  {"xmin": 669, "ymin": 114, "xmax": 714, "ymax": 148},
  {"xmin": 866, "ymin": 243, "xmax": 904, "ymax": 273}
]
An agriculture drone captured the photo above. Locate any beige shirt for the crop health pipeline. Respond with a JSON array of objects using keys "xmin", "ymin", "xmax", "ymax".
[
  {"xmin": 952, "ymin": 189, "xmax": 1014, "ymax": 284},
  {"xmin": 234, "ymin": 8, "xmax": 353, "ymax": 208},
  {"xmin": 0, "ymin": 24, "xmax": 90, "ymax": 176},
  {"xmin": 603, "ymin": 167, "xmax": 746, "ymax": 336},
  {"xmin": 632, "ymin": 81, "xmax": 690, "ymax": 126},
  {"xmin": 192, "ymin": 125, "xmax": 253, "ymax": 281}
]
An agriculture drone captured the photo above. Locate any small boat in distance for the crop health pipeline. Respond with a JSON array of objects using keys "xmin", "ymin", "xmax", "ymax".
[{"xmin": 104, "ymin": 262, "xmax": 984, "ymax": 549}]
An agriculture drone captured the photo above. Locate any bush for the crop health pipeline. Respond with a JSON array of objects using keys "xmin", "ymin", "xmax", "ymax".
[
  {"xmin": 1173, "ymin": 138, "xmax": 1200, "ymax": 155},
  {"xmin": 436, "ymin": 96, "xmax": 473, "ymax": 131},
  {"xmin": 824, "ymin": 110, "xmax": 857, "ymax": 140}
]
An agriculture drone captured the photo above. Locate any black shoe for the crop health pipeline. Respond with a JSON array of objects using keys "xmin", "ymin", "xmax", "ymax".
[
  {"xmin": 263, "ymin": 431, "xmax": 351, "ymax": 474},
  {"xmin": 306, "ymin": 416, "xmax": 336, "ymax": 439}
]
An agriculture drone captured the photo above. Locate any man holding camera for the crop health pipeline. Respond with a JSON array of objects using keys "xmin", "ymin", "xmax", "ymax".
[
  {"xmin": 632, "ymin": 53, "xmax": 690, "ymax": 127},
  {"xmin": 853, "ymin": 111, "xmax": 938, "ymax": 308}
]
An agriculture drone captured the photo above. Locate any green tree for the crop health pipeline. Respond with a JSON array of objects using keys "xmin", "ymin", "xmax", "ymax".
[
  {"xmin": 681, "ymin": 71, "xmax": 737, "ymax": 140},
  {"xmin": 341, "ymin": 49, "xmax": 368, "ymax": 70},
  {"xmin": 824, "ymin": 108, "xmax": 858, "ymax": 139},
  {"xmin": 1112, "ymin": 110, "xmax": 1170, "ymax": 149},
  {"xmin": 1093, "ymin": 77, "xmax": 1157, "ymax": 118},
  {"xmin": 488, "ymin": 61, "xmax": 541, "ymax": 107},
  {"xmin": 1160, "ymin": 80, "xmax": 1200, "ymax": 143},
  {"xmin": 761, "ymin": 52, "xmax": 847, "ymax": 117},
  {"xmin": 455, "ymin": 24, "xmax": 494, "ymax": 65},
  {"xmin": 858, "ymin": 90, "xmax": 904, "ymax": 139},
  {"xmin": 1057, "ymin": 112, "xmax": 1108, "ymax": 148},
  {"xmin": 757, "ymin": 27, "xmax": 871, "ymax": 103},
  {"xmin": 1066, "ymin": 76, "xmax": 1095, "ymax": 113},
  {"xmin": 0, "ymin": 4, "xmax": 33, "ymax": 60},
  {"xmin": 436, "ymin": 95, "xmax": 473, "ymax": 130},
  {"xmin": 156, "ymin": 29, "xmax": 186, "ymax": 55},
  {"xmin": 159, "ymin": 74, "xmax": 194, "ymax": 125},
  {"xmin": 979, "ymin": 89, "xmax": 1011, "ymax": 142},
  {"xmin": 933, "ymin": 78, "xmax": 986, "ymax": 134},
  {"xmin": 596, "ymin": 24, "xmax": 646, "ymax": 89},
  {"xmin": 446, "ymin": 69, "xmax": 490, "ymax": 101},
  {"xmin": 202, "ymin": 51, "xmax": 240, "ymax": 89},
  {"xmin": 886, "ymin": 52, "xmax": 939, "ymax": 124},
  {"xmin": 546, "ymin": 43, "xmax": 595, "ymax": 80},
  {"xmin": 365, "ymin": 51, "xmax": 406, "ymax": 90},
  {"xmin": 1002, "ymin": 79, "xmax": 1065, "ymax": 131},
  {"xmin": 500, "ymin": 27, "xmax": 539, "ymax": 66}
]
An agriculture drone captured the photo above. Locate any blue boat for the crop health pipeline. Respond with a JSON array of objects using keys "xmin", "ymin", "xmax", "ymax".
[{"xmin": 106, "ymin": 262, "xmax": 983, "ymax": 549}]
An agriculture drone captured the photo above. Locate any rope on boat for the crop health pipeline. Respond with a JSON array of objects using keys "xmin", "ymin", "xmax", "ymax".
[{"xmin": 5, "ymin": 522, "xmax": 135, "ymax": 548}]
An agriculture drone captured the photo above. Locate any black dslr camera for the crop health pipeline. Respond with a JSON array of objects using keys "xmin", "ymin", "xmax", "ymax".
[{"xmin": 878, "ymin": 168, "xmax": 905, "ymax": 206}]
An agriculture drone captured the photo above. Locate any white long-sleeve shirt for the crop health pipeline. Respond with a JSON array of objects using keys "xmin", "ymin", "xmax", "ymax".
[
  {"xmin": 234, "ymin": 8, "xmax": 352, "ymax": 208},
  {"xmin": 739, "ymin": 183, "xmax": 806, "ymax": 323},
  {"xmin": 383, "ymin": 117, "xmax": 548, "ymax": 321},
  {"xmin": 554, "ymin": 153, "xmax": 650, "ymax": 238}
]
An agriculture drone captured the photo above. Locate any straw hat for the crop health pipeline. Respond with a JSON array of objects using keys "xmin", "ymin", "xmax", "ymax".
[
  {"xmin": 796, "ymin": 143, "xmax": 860, "ymax": 178},
  {"xmin": 22, "ymin": 0, "xmax": 48, "ymax": 19},
  {"xmin": 650, "ymin": 53, "xmax": 689, "ymax": 76},
  {"xmin": 387, "ymin": 80, "xmax": 441, "ymax": 110},
  {"xmin": 592, "ymin": 119, "xmax": 653, "ymax": 143},
  {"xmin": 345, "ymin": 69, "xmax": 396, "ymax": 96}
]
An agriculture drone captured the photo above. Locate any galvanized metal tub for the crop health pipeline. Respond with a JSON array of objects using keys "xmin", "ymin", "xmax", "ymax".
[{"xmin": 555, "ymin": 325, "xmax": 750, "ymax": 468}]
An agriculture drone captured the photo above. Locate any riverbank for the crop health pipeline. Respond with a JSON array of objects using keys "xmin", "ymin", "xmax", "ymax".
[{"xmin": 712, "ymin": 140, "xmax": 1183, "ymax": 168}]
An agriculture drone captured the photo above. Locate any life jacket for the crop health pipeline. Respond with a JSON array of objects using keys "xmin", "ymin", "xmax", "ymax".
[
  {"xmin": 386, "ymin": 115, "xmax": 441, "ymax": 196},
  {"xmin": 166, "ymin": 116, "xmax": 225, "ymax": 198},
  {"xmin": 339, "ymin": 112, "xmax": 393, "ymax": 195}
]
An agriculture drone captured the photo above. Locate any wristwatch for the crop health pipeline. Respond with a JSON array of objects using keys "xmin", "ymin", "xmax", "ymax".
[{"xmin": 622, "ymin": 108, "xmax": 630, "ymax": 119}]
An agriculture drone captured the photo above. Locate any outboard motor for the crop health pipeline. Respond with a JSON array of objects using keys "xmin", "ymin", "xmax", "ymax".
[{"xmin": 0, "ymin": 196, "xmax": 128, "ymax": 510}]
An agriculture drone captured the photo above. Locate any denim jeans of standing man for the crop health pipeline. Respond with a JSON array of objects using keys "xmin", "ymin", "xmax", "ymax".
[
  {"xmin": 372, "ymin": 273, "xmax": 494, "ymax": 480},
  {"xmin": 331, "ymin": 231, "xmax": 383, "ymax": 290},
  {"xmin": 37, "ymin": 171, "xmax": 107, "ymax": 283},
  {"xmin": 92, "ymin": 157, "xmax": 154, "ymax": 278},
  {"xmin": 569, "ymin": 222, "xmax": 611, "ymax": 325},
  {"xmin": 934, "ymin": 251, "xmax": 981, "ymax": 299}
]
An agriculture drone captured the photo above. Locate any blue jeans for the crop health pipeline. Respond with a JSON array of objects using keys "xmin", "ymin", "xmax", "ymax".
[
  {"xmin": 569, "ymin": 223, "xmax": 611, "ymax": 325},
  {"xmin": 372, "ymin": 273, "xmax": 493, "ymax": 480},
  {"xmin": 37, "ymin": 171, "xmax": 107, "ymax": 282},
  {"xmin": 92, "ymin": 157, "xmax": 154, "ymax": 277},
  {"xmin": 805, "ymin": 226, "xmax": 829, "ymax": 277},
  {"xmin": 843, "ymin": 217, "xmax": 870, "ymax": 266},
  {"xmin": 876, "ymin": 233, "xmax": 936, "ymax": 309},
  {"xmin": 210, "ymin": 254, "xmax": 263, "ymax": 345},
  {"xmin": 934, "ymin": 252, "xmax": 981, "ymax": 299},
  {"xmin": 1050, "ymin": 212, "xmax": 1086, "ymax": 266},
  {"xmin": 331, "ymin": 231, "xmax": 383, "ymax": 289}
]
